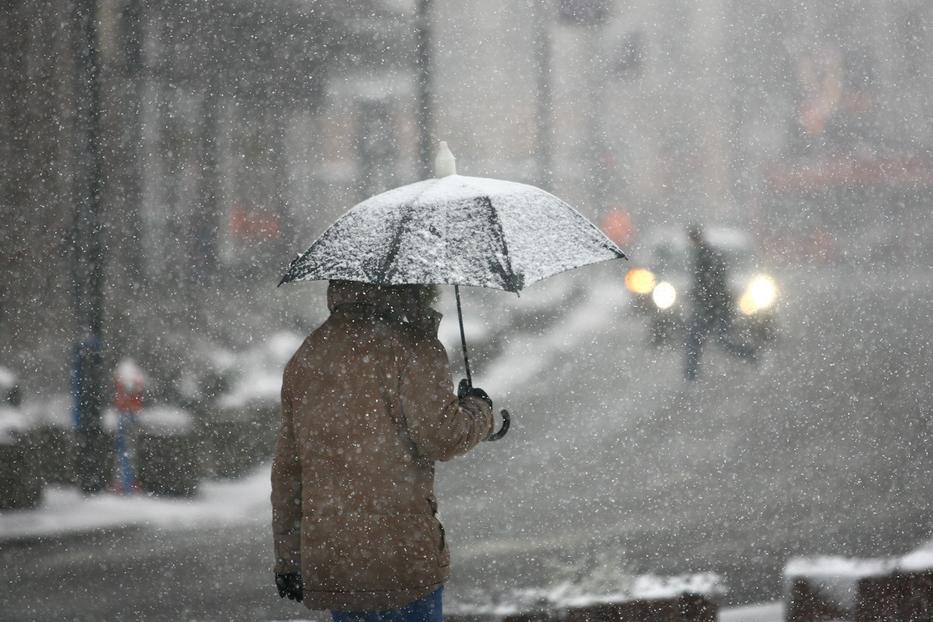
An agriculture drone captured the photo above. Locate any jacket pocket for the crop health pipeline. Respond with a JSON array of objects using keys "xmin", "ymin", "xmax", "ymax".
[
  {"xmin": 303, "ymin": 512, "xmax": 449, "ymax": 589},
  {"xmin": 436, "ymin": 518, "xmax": 446, "ymax": 551},
  {"xmin": 434, "ymin": 518, "xmax": 450, "ymax": 568},
  {"xmin": 425, "ymin": 497, "xmax": 449, "ymax": 566}
]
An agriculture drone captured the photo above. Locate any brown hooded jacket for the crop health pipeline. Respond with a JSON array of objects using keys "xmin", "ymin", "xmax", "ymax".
[{"xmin": 271, "ymin": 281, "xmax": 493, "ymax": 611}]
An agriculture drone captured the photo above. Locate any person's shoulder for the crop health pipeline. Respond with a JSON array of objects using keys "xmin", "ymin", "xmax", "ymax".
[
  {"xmin": 282, "ymin": 330, "xmax": 319, "ymax": 377},
  {"xmin": 395, "ymin": 322, "xmax": 447, "ymax": 358}
]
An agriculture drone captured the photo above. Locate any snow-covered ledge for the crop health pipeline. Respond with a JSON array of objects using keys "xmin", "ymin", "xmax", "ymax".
[
  {"xmin": 447, "ymin": 571, "xmax": 725, "ymax": 617},
  {"xmin": 784, "ymin": 537, "xmax": 933, "ymax": 614}
]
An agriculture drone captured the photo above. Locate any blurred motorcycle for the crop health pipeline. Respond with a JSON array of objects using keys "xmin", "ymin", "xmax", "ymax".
[{"xmin": 624, "ymin": 226, "xmax": 779, "ymax": 352}]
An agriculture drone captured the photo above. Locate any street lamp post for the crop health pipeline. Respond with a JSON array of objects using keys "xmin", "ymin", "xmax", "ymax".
[
  {"xmin": 558, "ymin": 0, "xmax": 611, "ymax": 219},
  {"xmin": 415, "ymin": 0, "xmax": 434, "ymax": 180},
  {"xmin": 72, "ymin": 0, "xmax": 109, "ymax": 493},
  {"xmin": 533, "ymin": 0, "xmax": 554, "ymax": 190}
]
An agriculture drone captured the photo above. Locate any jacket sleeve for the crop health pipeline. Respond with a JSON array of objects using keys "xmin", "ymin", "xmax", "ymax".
[
  {"xmin": 271, "ymin": 375, "xmax": 302, "ymax": 574},
  {"xmin": 399, "ymin": 338, "xmax": 494, "ymax": 462}
]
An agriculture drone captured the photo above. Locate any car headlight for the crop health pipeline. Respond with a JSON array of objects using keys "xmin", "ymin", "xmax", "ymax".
[
  {"xmin": 652, "ymin": 281, "xmax": 677, "ymax": 310},
  {"xmin": 739, "ymin": 274, "xmax": 777, "ymax": 315},
  {"xmin": 625, "ymin": 268, "xmax": 656, "ymax": 295}
]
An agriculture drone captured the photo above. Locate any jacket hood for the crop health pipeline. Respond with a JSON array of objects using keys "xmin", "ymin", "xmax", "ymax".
[{"xmin": 327, "ymin": 280, "xmax": 400, "ymax": 316}]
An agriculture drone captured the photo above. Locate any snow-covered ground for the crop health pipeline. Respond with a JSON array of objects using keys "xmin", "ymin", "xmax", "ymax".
[
  {"xmin": 258, "ymin": 603, "xmax": 785, "ymax": 622},
  {"xmin": 259, "ymin": 603, "xmax": 785, "ymax": 621},
  {"xmin": 0, "ymin": 462, "xmax": 782, "ymax": 621},
  {"xmin": 0, "ymin": 465, "xmax": 271, "ymax": 541},
  {"xmin": 718, "ymin": 602, "xmax": 783, "ymax": 621},
  {"xmin": 448, "ymin": 569, "xmax": 725, "ymax": 617}
]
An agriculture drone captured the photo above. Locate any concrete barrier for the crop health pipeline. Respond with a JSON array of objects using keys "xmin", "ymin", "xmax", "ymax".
[
  {"xmin": 784, "ymin": 577, "xmax": 849, "ymax": 622},
  {"xmin": 855, "ymin": 570, "xmax": 933, "ymax": 622},
  {"xmin": 496, "ymin": 594, "xmax": 717, "ymax": 622},
  {"xmin": 784, "ymin": 561, "xmax": 933, "ymax": 622},
  {"xmin": 565, "ymin": 594, "xmax": 716, "ymax": 622},
  {"xmin": 136, "ymin": 433, "xmax": 199, "ymax": 496},
  {"xmin": 195, "ymin": 403, "xmax": 278, "ymax": 479},
  {"xmin": 136, "ymin": 406, "xmax": 199, "ymax": 496},
  {"xmin": 0, "ymin": 439, "xmax": 42, "ymax": 509},
  {"xmin": 28, "ymin": 426, "xmax": 76, "ymax": 485}
]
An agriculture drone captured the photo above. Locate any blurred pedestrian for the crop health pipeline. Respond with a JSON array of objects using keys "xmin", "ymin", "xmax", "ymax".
[
  {"xmin": 271, "ymin": 280, "xmax": 494, "ymax": 620},
  {"xmin": 112, "ymin": 358, "xmax": 145, "ymax": 494},
  {"xmin": 684, "ymin": 224, "xmax": 757, "ymax": 381}
]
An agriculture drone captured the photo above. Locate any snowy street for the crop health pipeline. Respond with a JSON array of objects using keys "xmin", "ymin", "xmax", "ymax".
[
  {"xmin": 2, "ymin": 262, "xmax": 930, "ymax": 621},
  {"xmin": 442, "ymin": 261, "xmax": 933, "ymax": 607},
  {"xmin": 6, "ymin": 1, "xmax": 933, "ymax": 620}
]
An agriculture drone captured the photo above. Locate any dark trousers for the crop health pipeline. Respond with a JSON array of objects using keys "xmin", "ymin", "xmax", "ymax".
[{"xmin": 331, "ymin": 587, "xmax": 443, "ymax": 622}]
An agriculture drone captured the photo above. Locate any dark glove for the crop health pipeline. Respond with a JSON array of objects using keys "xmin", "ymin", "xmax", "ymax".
[
  {"xmin": 275, "ymin": 573, "xmax": 304, "ymax": 602},
  {"xmin": 457, "ymin": 378, "xmax": 492, "ymax": 408}
]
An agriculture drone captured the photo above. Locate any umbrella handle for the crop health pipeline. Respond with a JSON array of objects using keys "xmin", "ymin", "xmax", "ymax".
[
  {"xmin": 455, "ymin": 285, "xmax": 508, "ymax": 441},
  {"xmin": 486, "ymin": 409, "xmax": 511, "ymax": 441},
  {"xmin": 454, "ymin": 285, "xmax": 473, "ymax": 387}
]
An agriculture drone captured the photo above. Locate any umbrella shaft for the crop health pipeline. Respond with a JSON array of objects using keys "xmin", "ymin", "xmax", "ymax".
[{"xmin": 455, "ymin": 285, "xmax": 473, "ymax": 387}]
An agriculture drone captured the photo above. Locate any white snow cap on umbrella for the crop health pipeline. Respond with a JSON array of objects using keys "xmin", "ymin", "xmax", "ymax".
[{"xmin": 435, "ymin": 141, "xmax": 457, "ymax": 177}]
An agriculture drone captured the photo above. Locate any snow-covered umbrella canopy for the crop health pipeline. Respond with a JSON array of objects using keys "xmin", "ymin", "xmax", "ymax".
[
  {"xmin": 279, "ymin": 143, "xmax": 626, "ymax": 292},
  {"xmin": 280, "ymin": 143, "xmax": 627, "ymax": 441}
]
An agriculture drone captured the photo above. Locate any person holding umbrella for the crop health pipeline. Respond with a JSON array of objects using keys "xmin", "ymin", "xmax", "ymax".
[
  {"xmin": 273, "ymin": 142, "xmax": 626, "ymax": 618},
  {"xmin": 271, "ymin": 279, "xmax": 495, "ymax": 619}
]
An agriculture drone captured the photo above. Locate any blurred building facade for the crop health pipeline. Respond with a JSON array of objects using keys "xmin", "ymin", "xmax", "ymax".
[
  {"xmin": 1, "ymin": 0, "xmax": 346, "ymax": 392},
  {"xmin": 318, "ymin": 0, "xmax": 933, "ymax": 249},
  {"xmin": 2, "ymin": 0, "xmax": 932, "ymax": 392}
]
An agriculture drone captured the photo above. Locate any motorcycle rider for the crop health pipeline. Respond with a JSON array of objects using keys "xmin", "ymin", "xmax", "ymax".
[{"xmin": 684, "ymin": 224, "xmax": 757, "ymax": 380}]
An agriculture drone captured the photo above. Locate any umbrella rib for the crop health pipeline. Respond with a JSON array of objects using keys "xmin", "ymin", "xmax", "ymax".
[
  {"xmin": 366, "ymin": 178, "xmax": 448, "ymax": 284},
  {"xmin": 279, "ymin": 217, "xmax": 348, "ymax": 284},
  {"xmin": 573, "ymin": 206, "xmax": 628, "ymax": 259},
  {"xmin": 280, "ymin": 179, "xmax": 441, "ymax": 285},
  {"xmin": 478, "ymin": 196, "xmax": 523, "ymax": 293},
  {"xmin": 378, "ymin": 208, "xmax": 416, "ymax": 284}
]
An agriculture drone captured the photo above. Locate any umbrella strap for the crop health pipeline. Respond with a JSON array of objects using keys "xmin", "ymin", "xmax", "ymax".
[{"xmin": 455, "ymin": 285, "xmax": 473, "ymax": 388}]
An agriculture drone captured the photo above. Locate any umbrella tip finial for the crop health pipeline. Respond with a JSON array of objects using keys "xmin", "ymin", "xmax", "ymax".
[{"xmin": 434, "ymin": 141, "xmax": 457, "ymax": 177}]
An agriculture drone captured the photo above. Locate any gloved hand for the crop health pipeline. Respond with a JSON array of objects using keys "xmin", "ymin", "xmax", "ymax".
[
  {"xmin": 275, "ymin": 573, "xmax": 304, "ymax": 602},
  {"xmin": 457, "ymin": 378, "xmax": 492, "ymax": 408}
]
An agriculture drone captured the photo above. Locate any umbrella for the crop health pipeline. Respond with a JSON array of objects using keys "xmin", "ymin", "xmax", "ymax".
[{"xmin": 279, "ymin": 142, "xmax": 627, "ymax": 439}]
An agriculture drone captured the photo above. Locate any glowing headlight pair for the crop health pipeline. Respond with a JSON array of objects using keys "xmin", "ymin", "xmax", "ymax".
[
  {"xmin": 624, "ymin": 268, "xmax": 677, "ymax": 309},
  {"xmin": 624, "ymin": 268, "xmax": 656, "ymax": 294},
  {"xmin": 651, "ymin": 282, "xmax": 677, "ymax": 310},
  {"xmin": 739, "ymin": 274, "xmax": 778, "ymax": 315}
]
